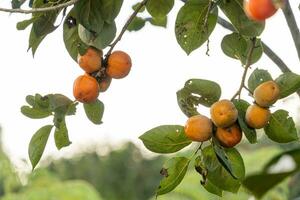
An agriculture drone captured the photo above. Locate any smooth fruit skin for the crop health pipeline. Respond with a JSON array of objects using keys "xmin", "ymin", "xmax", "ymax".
[
  {"xmin": 73, "ymin": 74, "xmax": 100, "ymax": 103},
  {"xmin": 254, "ymin": 80, "xmax": 280, "ymax": 107},
  {"xmin": 244, "ymin": 0, "xmax": 278, "ymax": 21},
  {"xmin": 99, "ymin": 76, "xmax": 112, "ymax": 92},
  {"xmin": 77, "ymin": 47, "xmax": 103, "ymax": 73},
  {"xmin": 210, "ymin": 100, "xmax": 238, "ymax": 128},
  {"xmin": 106, "ymin": 51, "xmax": 132, "ymax": 79},
  {"xmin": 246, "ymin": 104, "xmax": 271, "ymax": 129},
  {"xmin": 184, "ymin": 115, "xmax": 213, "ymax": 142},
  {"xmin": 215, "ymin": 123, "xmax": 242, "ymax": 148}
]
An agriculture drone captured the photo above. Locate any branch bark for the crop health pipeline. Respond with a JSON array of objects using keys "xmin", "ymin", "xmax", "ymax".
[
  {"xmin": 282, "ymin": 0, "xmax": 300, "ymax": 61},
  {"xmin": 0, "ymin": 0, "xmax": 79, "ymax": 14}
]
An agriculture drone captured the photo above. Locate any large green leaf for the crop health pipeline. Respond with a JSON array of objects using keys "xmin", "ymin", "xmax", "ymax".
[
  {"xmin": 202, "ymin": 145, "xmax": 245, "ymax": 193},
  {"xmin": 221, "ymin": 33, "xmax": 263, "ymax": 64},
  {"xmin": 100, "ymin": 0, "xmax": 123, "ymax": 23},
  {"xmin": 139, "ymin": 125, "xmax": 191, "ymax": 153},
  {"xmin": 177, "ymin": 79, "xmax": 221, "ymax": 117},
  {"xmin": 233, "ymin": 99, "xmax": 257, "ymax": 143},
  {"xmin": 156, "ymin": 157, "xmax": 190, "ymax": 195},
  {"xmin": 248, "ymin": 68, "xmax": 273, "ymax": 93},
  {"xmin": 28, "ymin": 125, "xmax": 53, "ymax": 169},
  {"xmin": 264, "ymin": 110, "xmax": 298, "ymax": 143},
  {"xmin": 74, "ymin": 0, "xmax": 104, "ymax": 33},
  {"xmin": 275, "ymin": 72, "xmax": 300, "ymax": 98},
  {"xmin": 146, "ymin": 0, "xmax": 174, "ymax": 18},
  {"xmin": 175, "ymin": 0, "xmax": 218, "ymax": 55},
  {"xmin": 83, "ymin": 99, "xmax": 104, "ymax": 125},
  {"xmin": 28, "ymin": 27, "xmax": 46, "ymax": 56},
  {"xmin": 54, "ymin": 120, "xmax": 71, "ymax": 150},
  {"xmin": 32, "ymin": 12, "xmax": 59, "ymax": 37},
  {"xmin": 243, "ymin": 171, "xmax": 296, "ymax": 198},
  {"xmin": 218, "ymin": 0, "xmax": 265, "ymax": 37},
  {"xmin": 78, "ymin": 22, "xmax": 116, "ymax": 49},
  {"xmin": 63, "ymin": 8, "xmax": 88, "ymax": 62}
]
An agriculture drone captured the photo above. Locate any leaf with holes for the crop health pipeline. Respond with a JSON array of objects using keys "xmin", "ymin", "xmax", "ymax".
[
  {"xmin": 139, "ymin": 125, "xmax": 191, "ymax": 153},
  {"xmin": 175, "ymin": 0, "xmax": 218, "ymax": 55},
  {"xmin": 156, "ymin": 157, "xmax": 190, "ymax": 195}
]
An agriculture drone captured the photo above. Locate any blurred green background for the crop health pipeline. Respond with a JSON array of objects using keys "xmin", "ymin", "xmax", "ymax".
[{"xmin": 1, "ymin": 128, "xmax": 300, "ymax": 200}]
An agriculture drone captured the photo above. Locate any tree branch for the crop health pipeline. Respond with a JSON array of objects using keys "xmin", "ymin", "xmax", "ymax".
[
  {"xmin": 105, "ymin": 0, "xmax": 149, "ymax": 57},
  {"xmin": 231, "ymin": 38, "xmax": 256, "ymax": 100},
  {"xmin": 0, "ymin": 0, "xmax": 79, "ymax": 14},
  {"xmin": 282, "ymin": 0, "xmax": 300, "ymax": 61}
]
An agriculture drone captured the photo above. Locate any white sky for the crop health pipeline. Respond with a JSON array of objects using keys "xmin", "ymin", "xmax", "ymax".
[{"xmin": 0, "ymin": 1, "xmax": 299, "ymax": 170}]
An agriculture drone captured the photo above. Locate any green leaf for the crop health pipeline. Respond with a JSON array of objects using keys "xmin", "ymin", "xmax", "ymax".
[
  {"xmin": 54, "ymin": 120, "xmax": 71, "ymax": 150},
  {"xmin": 203, "ymin": 180, "xmax": 223, "ymax": 197},
  {"xmin": 48, "ymin": 94, "xmax": 73, "ymax": 114},
  {"xmin": 26, "ymin": 95, "xmax": 35, "ymax": 106},
  {"xmin": 28, "ymin": 27, "xmax": 46, "ymax": 56},
  {"xmin": 17, "ymin": 17, "xmax": 37, "ymax": 30},
  {"xmin": 233, "ymin": 99, "xmax": 257, "ymax": 143},
  {"xmin": 263, "ymin": 147, "xmax": 300, "ymax": 172},
  {"xmin": 243, "ymin": 171, "xmax": 296, "ymax": 198},
  {"xmin": 78, "ymin": 22, "xmax": 116, "ymax": 49},
  {"xmin": 218, "ymin": 0, "xmax": 265, "ymax": 37},
  {"xmin": 149, "ymin": 16, "xmax": 167, "ymax": 27},
  {"xmin": 146, "ymin": 0, "xmax": 174, "ymax": 18},
  {"xmin": 139, "ymin": 125, "xmax": 191, "ymax": 153},
  {"xmin": 221, "ymin": 33, "xmax": 263, "ymax": 64},
  {"xmin": 132, "ymin": 2, "xmax": 146, "ymax": 12},
  {"xmin": 275, "ymin": 72, "xmax": 300, "ymax": 98},
  {"xmin": 202, "ymin": 145, "xmax": 245, "ymax": 193},
  {"xmin": 74, "ymin": 0, "xmax": 104, "ymax": 33},
  {"xmin": 100, "ymin": 0, "xmax": 123, "ymax": 23},
  {"xmin": 28, "ymin": 125, "xmax": 53, "ymax": 169},
  {"xmin": 156, "ymin": 157, "xmax": 190, "ymax": 195},
  {"xmin": 21, "ymin": 106, "xmax": 51, "ymax": 119},
  {"xmin": 127, "ymin": 17, "xmax": 146, "ymax": 31},
  {"xmin": 177, "ymin": 79, "xmax": 221, "ymax": 117},
  {"xmin": 212, "ymin": 141, "xmax": 237, "ymax": 179},
  {"xmin": 11, "ymin": 0, "xmax": 26, "ymax": 8},
  {"xmin": 248, "ymin": 68, "xmax": 273, "ymax": 93},
  {"xmin": 32, "ymin": 11, "xmax": 59, "ymax": 37},
  {"xmin": 175, "ymin": 0, "xmax": 218, "ymax": 55},
  {"xmin": 83, "ymin": 99, "xmax": 104, "ymax": 125},
  {"xmin": 264, "ymin": 110, "xmax": 298, "ymax": 143},
  {"xmin": 63, "ymin": 8, "xmax": 88, "ymax": 62}
]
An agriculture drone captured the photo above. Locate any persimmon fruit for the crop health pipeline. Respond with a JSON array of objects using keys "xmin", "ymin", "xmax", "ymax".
[
  {"xmin": 106, "ymin": 51, "xmax": 132, "ymax": 79},
  {"xmin": 210, "ymin": 99, "xmax": 238, "ymax": 128},
  {"xmin": 184, "ymin": 115, "xmax": 212, "ymax": 142},
  {"xmin": 99, "ymin": 76, "xmax": 112, "ymax": 92},
  {"xmin": 254, "ymin": 80, "xmax": 280, "ymax": 107},
  {"xmin": 77, "ymin": 47, "xmax": 103, "ymax": 73},
  {"xmin": 245, "ymin": 104, "xmax": 271, "ymax": 129},
  {"xmin": 73, "ymin": 74, "xmax": 100, "ymax": 103},
  {"xmin": 244, "ymin": 0, "xmax": 282, "ymax": 21},
  {"xmin": 215, "ymin": 123, "xmax": 242, "ymax": 148}
]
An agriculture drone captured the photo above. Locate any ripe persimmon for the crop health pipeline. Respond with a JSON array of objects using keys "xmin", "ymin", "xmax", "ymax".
[
  {"xmin": 99, "ymin": 76, "xmax": 112, "ymax": 92},
  {"xmin": 106, "ymin": 51, "xmax": 132, "ymax": 79},
  {"xmin": 73, "ymin": 74, "xmax": 100, "ymax": 103},
  {"xmin": 244, "ymin": 0, "xmax": 281, "ymax": 21},
  {"xmin": 210, "ymin": 100, "xmax": 238, "ymax": 128},
  {"xmin": 215, "ymin": 123, "xmax": 242, "ymax": 148},
  {"xmin": 246, "ymin": 104, "xmax": 271, "ymax": 129},
  {"xmin": 77, "ymin": 47, "xmax": 103, "ymax": 73},
  {"xmin": 184, "ymin": 115, "xmax": 212, "ymax": 142},
  {"xmin": 254, "ymin": 80, "xmax": 280, "ymax": 107}
]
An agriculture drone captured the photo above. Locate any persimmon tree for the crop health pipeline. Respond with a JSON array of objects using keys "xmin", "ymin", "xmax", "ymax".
[{"xmin": 1, "ymin": 0, "xmax": 300, "ymax": 198}]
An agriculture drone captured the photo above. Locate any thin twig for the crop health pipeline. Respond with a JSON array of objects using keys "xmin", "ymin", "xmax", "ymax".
[
  {"xmin": 104, "ymin": 0, "xmax": 149, "ymax": 58},
  {"xmin": 0, "ymin": 0, "xmax": 79, "ymax": 14},
  {"xmin": 282, "ymin": 0, "xmax": 300, "ymax": 61},
  {"xmin": 231, "ymin": 38, "xmax": 256, "ymax": 101}
]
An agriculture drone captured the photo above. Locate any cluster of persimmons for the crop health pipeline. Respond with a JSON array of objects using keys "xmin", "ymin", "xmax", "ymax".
[
  {"xmin": 184, "ymin": 81, "xmax": 280, "ymax": 148},
  {"xmin": 73, "ymin": 47, "xmax": 132, "ymax": 103}
]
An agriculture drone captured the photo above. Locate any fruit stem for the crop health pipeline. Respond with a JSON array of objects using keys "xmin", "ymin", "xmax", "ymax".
[
  {"xmin": 231, "ymin": 38, "xmax": 256, "ymax": 101},
  {"xmin": 104, "ymin": 0, "xmax": 149, "ymax": 58}
]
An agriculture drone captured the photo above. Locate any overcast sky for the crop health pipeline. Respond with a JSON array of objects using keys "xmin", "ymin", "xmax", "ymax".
[{"xmin": 0, "ymin": 1, "xmax": 299, "ymax": 170}]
